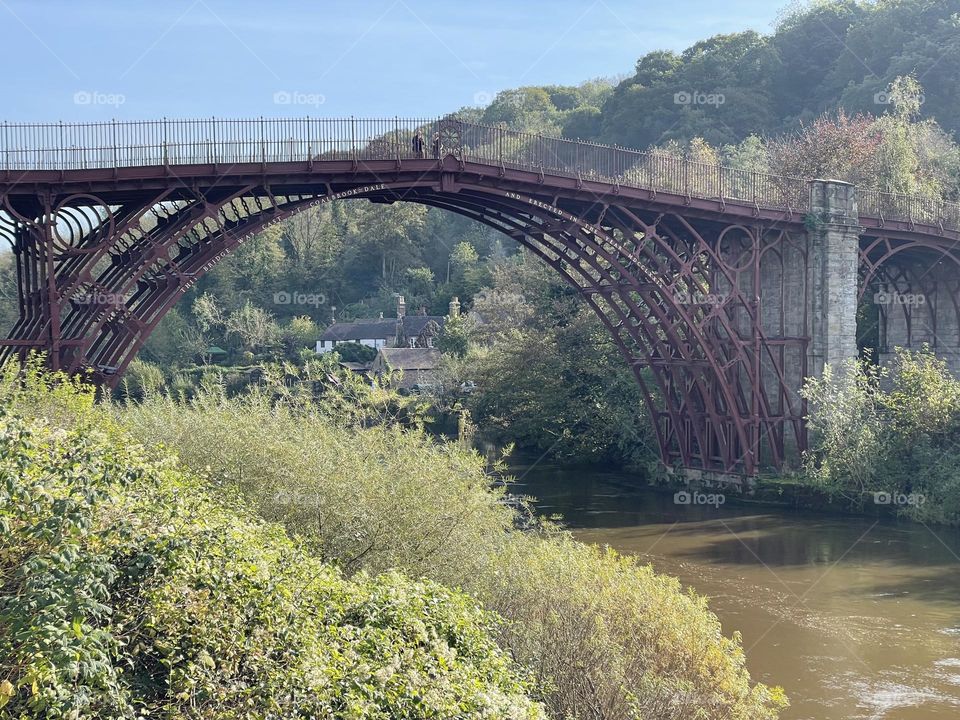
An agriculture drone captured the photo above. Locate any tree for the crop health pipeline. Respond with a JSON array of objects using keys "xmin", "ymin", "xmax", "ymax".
[
  {"xmin": 802, "ymin": 348, "xmax": 960, "ymax": 525},
  {"xmin": 561, "ymin": 106, "xmax": 602, "ymax": 140},
  {"xmin": 192, "ymin": 292, "xmax": 225, "ymax": 334},
  {"xmin": 225, "ymin": 301, "xmax": 279, "ymax": 354},
  {"xmin": 436, "ymin": 314, "xmax": 472, "ymax": 358},
  {"xmin": 0, "ymin": 253, "xmax": 19, "ymax": 338},
  {"xmin": 342, "ymin": 202, "xmax": 428, "ymax": 286},
  {"xmin": 282, "ymin": 203, "xmax": 343, "ymax": 287},
  {"xmin": 481, "ymin": 87, "xmax": 559, "ymax": 133},
  {"xmin": 449, "ymin": 242, "xmax": 479, "ymax": 278},
  {"xmin": 333, "ymin": 341, "xmax": 377, "ymax": 363},
  {"xmin": 280, "ymin": 315, "xmax": 319, "ymax": 358},
  {"xmin": 766, "ymin": 110, "xmax": 882, "ymax": 184},
  {"xmin": 141, "ymin": 308, "xmax": 197, "ymax": 367},
  {"xmin": 403, "ymin": 266, "xmax": 435, "ymax": 297}
]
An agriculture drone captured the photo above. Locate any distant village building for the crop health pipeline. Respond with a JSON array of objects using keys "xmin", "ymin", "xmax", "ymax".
[
  {"xmin": 337, "ymin": 361, "xmax": 372, "ymax": 379},
  {"xmin": 370, "ymin": 347, "xmax": 442, "ymax": 391},
  {"xmin": 315, "ymin": 295, "xmax": 452, "ymax": 354},
  {"xmin": 316, "ymin": 317, "xmax": 402, "ymax": 353}
]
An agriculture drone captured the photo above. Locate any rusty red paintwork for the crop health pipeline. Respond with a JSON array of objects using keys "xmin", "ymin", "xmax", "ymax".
[{"xmin": 1, "ymin": 117, "xmax": 957, "ymax": 475}]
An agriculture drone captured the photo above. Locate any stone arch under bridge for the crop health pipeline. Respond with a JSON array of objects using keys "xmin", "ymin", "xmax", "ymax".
[{"xmin": 2, "ymin": 117, "xmax": 959, "ymax": 477}]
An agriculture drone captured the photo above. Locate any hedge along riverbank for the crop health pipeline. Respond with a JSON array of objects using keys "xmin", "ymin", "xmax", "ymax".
[
  {"xmin": 116, "ymin": 382, "xmax": 788, "ymax": 720},
  {"xmin": 0, "ymin": 373, "xmax": 546, "ymax": 719}
]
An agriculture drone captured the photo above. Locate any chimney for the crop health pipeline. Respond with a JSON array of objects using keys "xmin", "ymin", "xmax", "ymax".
[
  {"xmin": 448, "ymin": 296, "xmax": 461, "ymax": 318},
  {"xmin": 396, "ymin": 295, "xmax": 406, "ymax": 318}
]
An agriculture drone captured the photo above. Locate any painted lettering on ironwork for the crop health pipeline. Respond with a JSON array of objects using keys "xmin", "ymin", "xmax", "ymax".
[{"xmin": 502, "ymin": 190, "xmax": 600, "ymax": 236}]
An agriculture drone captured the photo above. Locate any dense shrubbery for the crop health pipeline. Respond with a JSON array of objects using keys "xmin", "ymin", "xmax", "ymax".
[
  {"xmin": 0, "ymin": 372, "xmax": 545, "ymax": 719},
  {"xmin": 802, "ymin": 347, "xmax": 960, "ymax": 525},
  {"xmin": 116, "ymin": 378, "xmax": 787, "ymax": 719},
  {"xmin": 436, "ymin": 256, "xmax": 658, "ymax": 470}
]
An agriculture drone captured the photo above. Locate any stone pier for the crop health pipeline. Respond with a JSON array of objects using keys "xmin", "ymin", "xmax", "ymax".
[{"xmin": 807, "ymin": 180, "xmax": 861, "ymax": 377}]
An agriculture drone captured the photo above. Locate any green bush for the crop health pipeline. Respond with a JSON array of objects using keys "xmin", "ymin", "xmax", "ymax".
[
  {"xmin": 119, "ymin": 358, "xmax": 166, "ymax": 400},
  {"xmin": 334, "ymin": 342, "xmax": 378, "ymax": 363},
  {"xmin": 802, "ymin": 347, "xmax": 960, "ymax": 524},
  {"xmin": 116, "ymin": 384, "xmax": 787, "ymax": 719},
  {"xmin": 0, "ymin": 382, "xmax": 545, "ymax": 719}
]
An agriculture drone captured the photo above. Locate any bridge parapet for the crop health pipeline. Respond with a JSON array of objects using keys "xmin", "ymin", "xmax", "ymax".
[{"xmin": 6, "ymin": 116, "xmax": 955, "ymax": 231}]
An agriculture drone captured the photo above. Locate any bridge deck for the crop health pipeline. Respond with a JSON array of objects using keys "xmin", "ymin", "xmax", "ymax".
[{"xmin": 2, "ymin": 117, "xmax": 958, "ymax": 236}]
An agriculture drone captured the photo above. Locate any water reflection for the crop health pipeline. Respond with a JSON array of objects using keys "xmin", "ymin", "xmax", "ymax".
[{"xmin": 512, "ymin": 464, "xmax": 960, "ymax": 720}]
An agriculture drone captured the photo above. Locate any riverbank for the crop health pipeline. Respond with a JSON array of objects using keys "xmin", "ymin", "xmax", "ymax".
[
  {"xmin": 505, "ymin": 452, "xmax": 952, "ymax": 526},
  {"xmin": 511, "ymin": 464, "xmax": 960, "ymax": 720}
]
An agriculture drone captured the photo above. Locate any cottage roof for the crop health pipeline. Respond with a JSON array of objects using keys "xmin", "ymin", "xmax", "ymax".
[
  {"xmin": 320, "ymin": 316, "xmax": 445, "ymax": 342},
  {"xmin": 321, "ymin": 319, "xmax": 396, "ymax": 342},
  {"xmin": 401, "ymin": 316, "xmax": 444, "ymax": 336},
  {"xmin": 377, "ymin": 347, "xmax": 442, "ymax": 371},
  {"xmin": 339, "ymin": 361, "xmax": 372, "ymax": 372}
]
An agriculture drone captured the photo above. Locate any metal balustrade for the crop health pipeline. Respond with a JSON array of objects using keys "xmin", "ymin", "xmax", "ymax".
[{"xmin": 3, "ymin": 117, "xmax": 959, "ymax": 230}]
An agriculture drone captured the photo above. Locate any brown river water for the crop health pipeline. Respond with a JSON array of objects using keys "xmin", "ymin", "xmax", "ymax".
[{"xmin": 511, "ymin": 465, "xmax": 960, "ymax": 720}]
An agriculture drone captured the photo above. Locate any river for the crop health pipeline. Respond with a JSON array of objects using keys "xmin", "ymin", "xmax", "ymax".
[{"xmin": 512, "ymin": 464, "xmax": 960, "ymax": 719}]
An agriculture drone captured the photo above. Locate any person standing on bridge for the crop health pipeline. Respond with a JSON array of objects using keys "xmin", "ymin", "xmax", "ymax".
[
  {"xmin": 432, "ymin": 132, "xmax": 441, "ymax": 159},
  {"xmin": 412, "ymin": 130, "xmax": 426, "ymax": 159}
]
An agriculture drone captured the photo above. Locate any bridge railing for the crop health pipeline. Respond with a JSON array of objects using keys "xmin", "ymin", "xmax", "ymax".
[
  {"xmin": 457, "ymin": 121, "xmax": 809, "ymax": 211},
  {"xmin": 857, "ymin": 187, "xmax": 960, "ymax": 230},
  {"xmin": 3, "ymin": 117, "xmax": 959, "ymax": 231},
  {"xmin": 0, "ymin": 117, "xmax": 439, "ymax": 169}
]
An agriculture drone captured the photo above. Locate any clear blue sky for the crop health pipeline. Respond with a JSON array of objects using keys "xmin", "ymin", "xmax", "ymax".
[{"xmin": 3, "ymin": 0, "xmax": 783, "ymax": 121}]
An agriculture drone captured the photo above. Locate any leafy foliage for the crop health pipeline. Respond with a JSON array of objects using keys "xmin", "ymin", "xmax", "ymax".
[
  {"xmin": 0, "ymin": 376, "xmax": 545, "ymax": 719},
  {"xmin": 802, "ymin": 347, "xmax": 960, "ymax": 524},
  {"xmin": 598, "ymin": 1, "xmax": 960, "ymax": 154},
  {"xmin": 116, "ymin": 376, "xmax": 787, "ymax": 719},
  {"xmin": 452, "ymin": 254, "xmax": 657, "ymax": 469}
]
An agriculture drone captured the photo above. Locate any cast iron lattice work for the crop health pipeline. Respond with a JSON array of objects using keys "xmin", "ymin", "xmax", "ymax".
[{"xmin": 2, "ymin": 117, "xmax": 959, "ymax": 476}]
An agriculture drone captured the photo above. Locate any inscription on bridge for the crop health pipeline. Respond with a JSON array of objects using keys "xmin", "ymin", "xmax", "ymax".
[{"xmin": 501, "ymin": 190, "xmax": 600, "ymax": 237}]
